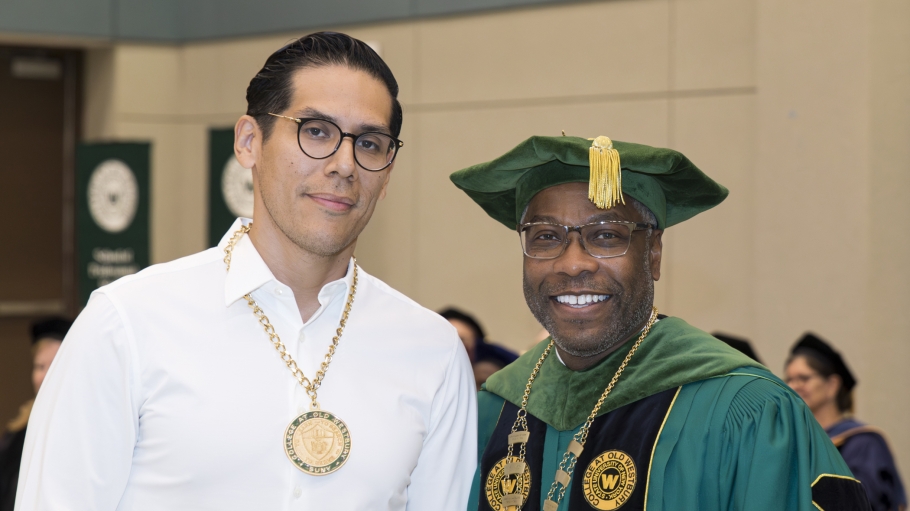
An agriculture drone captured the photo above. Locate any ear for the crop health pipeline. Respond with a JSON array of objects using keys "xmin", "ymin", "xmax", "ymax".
[
  {"xmin": 377, "ymin": 161, "xmax": 394, "ymax": 201},
  {"xmin": 824, "ymin": 374, "xmax": 843, "ymax": 400},
  {"xmin": 235, "ymin": 115, "xmax": 261, "ymax": 171},
  {"xmin": 649, "ymin": 229, "xmax": 664, "ymax": 281}
]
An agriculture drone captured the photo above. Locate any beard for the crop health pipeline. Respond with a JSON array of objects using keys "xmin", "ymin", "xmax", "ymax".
[
  {"xmin": 523, "ymin": 246, "xmax": 655, "ymax": 358},
  {"xmin": 258, "ymin": 172, "xmax": 376, "ymax": 258}
]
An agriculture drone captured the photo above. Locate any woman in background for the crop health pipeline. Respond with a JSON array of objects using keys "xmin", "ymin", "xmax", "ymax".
[
  {"xmin": 785, "ymin": 332, "xmax": 907, "ymax": 511},
  {"xmin": 438, "ymin": 308, "xmax": 517, "ymax": 390}
]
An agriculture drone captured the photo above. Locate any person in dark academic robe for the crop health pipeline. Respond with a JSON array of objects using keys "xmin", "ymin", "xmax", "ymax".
[
  {"xmin": 786, "ymin": 332, "xmax": 907, "ymax": 511},
  {"xmin": 0, "ymin": 317, "xmax": 71, "ymax": 511},
  {"xmin": 450, "ymin": 135, "xmax": 871, "ymax": 510},
  {"xmin": 440, "ymin": 308, "xmax": 519, "ymax": 389},
  {"xmin": 712, "ymin": 332, "xmax": 762, "ymax": 363}
]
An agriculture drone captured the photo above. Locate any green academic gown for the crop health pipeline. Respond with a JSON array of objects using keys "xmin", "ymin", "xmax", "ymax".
[{"xmin": 469, "ymin": 317, "xmax": 871, "ymax": 511}]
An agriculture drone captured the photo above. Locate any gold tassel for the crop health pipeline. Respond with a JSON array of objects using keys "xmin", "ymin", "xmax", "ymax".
[{"xmin": 588, "ymin": 136, "xmax": 623, "ymax": 209}]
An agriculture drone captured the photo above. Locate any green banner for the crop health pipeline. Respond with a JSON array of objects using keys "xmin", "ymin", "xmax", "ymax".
[
  {"xmin": 76, "ymin": 142, "xmax": 150, "ymax": 306},
  {"xmin": 209, "ymin": 128, "xmax": 253, "ymax": 247}
]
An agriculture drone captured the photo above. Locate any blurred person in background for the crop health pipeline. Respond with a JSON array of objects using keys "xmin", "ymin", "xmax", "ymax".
[
  {"xmin": 439, "ymin": 308, "xmax": 518, "ymax": 389},
  {"xmin": 712, "ymin": 332, "xmax": 763, "ymax": 363},
  {"xmin": 785, "ymin": 332, "xmax": 907, "ymax": 511},
  {"xmin": 0, "ymin": 317, "xmax": 71, "ymax": 511},
  {"xmin": 16, "ymin": 32, "xmax": 475, "ymax": 511}
]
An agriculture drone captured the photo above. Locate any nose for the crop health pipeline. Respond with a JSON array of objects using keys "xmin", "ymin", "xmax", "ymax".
[
  {"xmin": 325, "ymin": 136, "xmax": 357, "ymax": 180},
  {"xmin": 552, "ymin": 232, "xmax": 599, "ymax": 277}
]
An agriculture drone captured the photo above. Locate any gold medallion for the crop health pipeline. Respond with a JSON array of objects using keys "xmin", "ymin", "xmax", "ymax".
[
  {"xmin": 225, "ymin": 225, "xmax": 360, "ymax": 476},
  {"xmin": 582, "ymin": 450, "xmax": 637, "ymax": 510},
  {"xmin": 485, "ymin": 456, "xmax": 532, "ymax": 511},
  {"xmin": 285, "ymin": 410, "xmax": 352, "ymax": 475}
]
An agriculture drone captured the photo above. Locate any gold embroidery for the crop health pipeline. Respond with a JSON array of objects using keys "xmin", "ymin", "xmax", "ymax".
[{"xmin": 582, "ymin": 450, "xmax": 638, "ymax": 510}]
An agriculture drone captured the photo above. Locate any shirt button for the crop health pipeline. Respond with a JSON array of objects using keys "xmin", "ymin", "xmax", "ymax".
[
  {"xmin": 294, "ymin": 486, "xmax": 302, "ymax": 498},
  {"xmin": 275, "ymin": 287, "xmax": 284, "ymax": 296}
]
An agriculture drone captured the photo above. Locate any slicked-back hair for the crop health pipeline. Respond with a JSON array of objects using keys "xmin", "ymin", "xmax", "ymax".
[{"xmin": 246, "ymin": 31, "xmax": 403, "ymax": 141}]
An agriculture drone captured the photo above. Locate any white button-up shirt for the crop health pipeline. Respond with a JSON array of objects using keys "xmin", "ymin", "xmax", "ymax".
[{"xmin": 17, "ymin": 219, "xmax": 477, "ymax": 510}]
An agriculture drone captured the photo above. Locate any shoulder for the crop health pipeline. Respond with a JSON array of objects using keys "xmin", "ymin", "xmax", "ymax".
[
  {"xmin": 355, "ymin": 267, "xmax": 461, "ymax": 346},
  {"xmin": 650, "ymin": 317, "xmax": 760, "ymax": 368},
  {"xmin": 683, "ymin": 365, "xmax": 790, "ymax": 396},
  {"xmin": 357, "ymin": 268, "xmax": 453, "ymax": 329},
  {"xmin": 836, "ymin": 423, "xmax": 893, "ymax": 453},
  {"xmin": 678, "ymin": 366, "xmax": 807, "ymax": 427},
  {"xmin": 95, "ymin": 247, "xmax": 224, "ymax": 303}
]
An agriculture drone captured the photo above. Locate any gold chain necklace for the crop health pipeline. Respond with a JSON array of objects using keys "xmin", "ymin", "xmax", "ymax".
[
  {"xmin": 224, "ymin": 224, "xmax": 356, "ymax": 475},
  {"xmin": 487, "ymin": 306, "xmax": 658, "ymax": 511}
]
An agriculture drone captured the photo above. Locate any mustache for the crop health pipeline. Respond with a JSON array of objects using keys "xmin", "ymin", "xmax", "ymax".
[
  {"xmin": 538, "ymin": 275, "xmax": 620, "ymax": 296},
  {"xmin": 297, "ymin": 181, "xmax": 360, "ymax": 205}
]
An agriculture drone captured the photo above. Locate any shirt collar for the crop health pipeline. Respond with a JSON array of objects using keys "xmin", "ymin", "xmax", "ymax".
[{"xmin": 218, "ymin": 218, "xmax": 356, "ymax": 309}]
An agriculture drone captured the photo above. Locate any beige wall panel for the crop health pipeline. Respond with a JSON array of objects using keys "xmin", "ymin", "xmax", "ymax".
[
  {"xmin": 180, "ymin": 41, "xmax": 264, "ymax": 117},
  {"xmin": 181, "ymin": 35, "xmax": 302, "ymax": 117},
  {"xmin": 113, "ymin": 121, "xmax": 190, "ymax": 264},
  {"xmin": 755, "ymin": 0, "xmax": 870, "ymax": 377},
  {"xmin": 415, "ymin": 0, "xmax": 669, "ymax": 105},
  {"xmin": 181, "ymin": 23, "xmax": 417, "ymax": 118},
  {"xmin": 665, "ymin": 94, "xmax": 755, "ymax": 347},
  {"xmin": 337, "ymin": 24, "xmax": 417, "ymax": 106},
  {"xmin": 672, "ymin": 0, "xmax": 755, "ymax": 90},
  {"xmin": 112, "ymin": 45, "xmax": 181, "ymax": 117},
  {"xmin": 176, "ymin": 123, "xmax": 208, "ymax": 254},
  {"xmin": 82, "ymin": 48, "xmax": 115, "ymax": 140},
  {"xmin": 865, "ymin": 0, "xmax": 910, "ymax": 472},
  {"xmin": 353, "ymin": 111, "xmax": 418, "ymax": 296},
  {"xmin": 404, "ymin": 99, "xmax": 668, "ymax": 351}
]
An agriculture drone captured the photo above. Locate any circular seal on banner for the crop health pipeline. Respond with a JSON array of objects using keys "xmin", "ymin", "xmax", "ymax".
[
  {"xmin": 285, "ymin": 410, "xmax": 351, "ymax": 475},
  {"xmin": 582, "ymin": 450, "xmax": 637, "ymax": 510},
  {"xmin": 485, "ymin": 456, "xmax": 531, "ymax": 511},
  {"xmin": 87, "ymin": 159, "xmax": 139, "ymax": 233},
  {"xmin": 221, "ymin": 156, "xmax": 254, "ymax": 218}
]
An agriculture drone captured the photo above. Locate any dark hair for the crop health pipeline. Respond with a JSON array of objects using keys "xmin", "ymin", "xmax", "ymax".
[
  {"xmin": 438, "ymin": 307, "xmax": 485, "ymax": 344},
  {"xmin": 31, "ymin": 316, "xmax": 72, "ymax": 344},
  {"xmin": 788, "ymin": 349, "xmax": 854, "ymax": 413},
  {"xmin": 245, "ymin": 31, "xmax": 403, "ymax": 141}
]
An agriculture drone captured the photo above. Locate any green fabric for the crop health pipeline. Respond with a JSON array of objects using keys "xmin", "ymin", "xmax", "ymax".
[
  {"xmin": 646, "ymin": 367, "xmax": 854, "ymax": 511},
  {"xmin": 468, "ymin": 391, "xmax": 506, "ymax": 508},
  {"xmin": 449, "ymin": 136, "xmax": 728, "ymax": 229},
  {"xmin": 468, "ymin": 368, "xmax": 856, "ymax": 511},
  {"xmin": 540, "ymin": 425, "xmax": 576, "ymax": 509},
  {"xmin": 482, "ymin": 317, "xmax": 761, "ymax": 431}
]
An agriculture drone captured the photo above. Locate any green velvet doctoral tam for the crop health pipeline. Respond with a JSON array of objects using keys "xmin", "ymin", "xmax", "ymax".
[{"xmin": 468, "ymin": 317, "xmax": 871, "ymax": 511}]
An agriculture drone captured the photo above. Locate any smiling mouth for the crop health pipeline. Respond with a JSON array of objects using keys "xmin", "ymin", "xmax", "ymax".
[{"xmin": 553, "ymin": 294, "xmax": 611, "ymax": 308}]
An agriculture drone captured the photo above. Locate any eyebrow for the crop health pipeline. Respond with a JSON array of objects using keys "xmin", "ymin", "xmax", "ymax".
[{"xmin": 295, "ymin": 107, "xmax": 392, "ymax": 135}]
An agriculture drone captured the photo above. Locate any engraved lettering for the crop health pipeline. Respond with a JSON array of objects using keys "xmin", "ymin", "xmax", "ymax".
[{"xmin": 602, "ymin": 473, "xmax": 620, "ymax": 490}]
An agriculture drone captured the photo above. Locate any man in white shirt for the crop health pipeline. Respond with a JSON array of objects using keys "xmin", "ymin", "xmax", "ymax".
[{"xmin": 16, "ymin": 32, "xmax": 477, "ymax": 511}]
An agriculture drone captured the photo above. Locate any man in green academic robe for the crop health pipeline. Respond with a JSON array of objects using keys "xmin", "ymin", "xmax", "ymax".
[{"xmin": 450, "ymin": 135, "xmax": 870, "ymax": 511}]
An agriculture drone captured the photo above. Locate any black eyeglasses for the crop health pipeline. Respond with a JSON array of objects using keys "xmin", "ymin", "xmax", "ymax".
[
  {"xmin": 518, "ymin": 221, "xmax": 656, "ymax": 259},
  {"xmin": 268, "ymin": 113, "xmax": 403, "ymax": 171}
]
